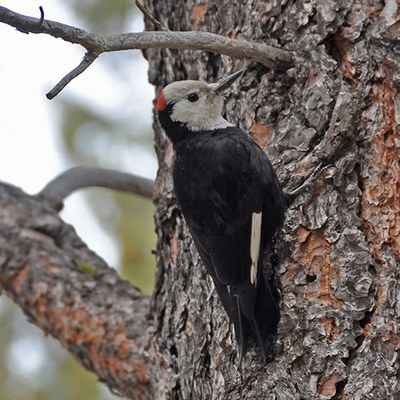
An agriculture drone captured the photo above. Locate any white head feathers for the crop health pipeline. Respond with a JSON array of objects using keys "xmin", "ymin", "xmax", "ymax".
[{"xmin": 160, "ymin": 80, "xmax": 233, "ymax": 132}]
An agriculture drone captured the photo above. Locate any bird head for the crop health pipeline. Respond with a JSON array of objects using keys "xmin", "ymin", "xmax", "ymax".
[{"xmin": 156, "ymin": 69, "xmax": 245, "ymax": 137}]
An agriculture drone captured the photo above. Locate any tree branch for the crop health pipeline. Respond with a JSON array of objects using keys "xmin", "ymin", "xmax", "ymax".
[
  {"xmin": 46, "ymin": 52, "xmax": 98, "ymax": 99},
  {"xmin": 0, "ymin": 6, "xmax": 293, "ymax": 98},
  {"xmin": 38, "ymin": 166, "xmax": 154, "ymax": 211},
  {"xmin": 0, "ymin": 182, "xmax": 154, "ymax": 400},
  {"xmin": 38, "ymin": 6, "xmax": 44, "ymax": 26},
  {"xmin": 135, "ymin": 0, "xmax": 169, "ymax": 31}
]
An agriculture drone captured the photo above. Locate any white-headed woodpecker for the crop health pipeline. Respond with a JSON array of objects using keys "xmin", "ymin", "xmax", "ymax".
[{"xmin": 156, "ymin": 70, "xmax": 286, "ymax": 365}]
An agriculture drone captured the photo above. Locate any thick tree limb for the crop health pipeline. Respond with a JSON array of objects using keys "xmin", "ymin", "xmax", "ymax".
[
  {"xmin": 0, "ymin": 182, "xmax": 154, "ymax": 400},
  {"xmin": 38, "ymin": 166, "xmax": 155, "ymax": 211},
  {"xmin": 0, "ymin": 6, "xmax": 293, "ymax": 98}
]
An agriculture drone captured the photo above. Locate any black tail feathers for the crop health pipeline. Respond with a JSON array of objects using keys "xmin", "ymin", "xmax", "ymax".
[{"xmin": 232, "ymin": 274, "xmax": 280, "ymax": 366}]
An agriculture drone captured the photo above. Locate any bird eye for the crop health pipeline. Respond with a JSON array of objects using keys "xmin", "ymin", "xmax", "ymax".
[{"xmin": 187, "ymin": 93, "xmax": 200, "ymax": 102}]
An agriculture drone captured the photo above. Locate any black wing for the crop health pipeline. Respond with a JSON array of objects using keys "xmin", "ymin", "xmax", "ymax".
[
  {"xmin": 173, "ymin": 127, "xmax": 285, "ymax": 363},
  {"xmin": 174, "ymin": 127, "xmax": 284, "ymax": 288}
]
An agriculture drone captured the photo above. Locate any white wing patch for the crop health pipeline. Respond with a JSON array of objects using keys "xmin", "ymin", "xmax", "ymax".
[{"xmin": 250, "ymin": 211, "xmax": 262, "ymax": 285}]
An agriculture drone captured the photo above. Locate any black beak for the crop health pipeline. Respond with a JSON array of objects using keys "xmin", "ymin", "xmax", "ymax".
[{"xmin": 213, "ymin": 69, "xmax": 246, "ymax": 94}]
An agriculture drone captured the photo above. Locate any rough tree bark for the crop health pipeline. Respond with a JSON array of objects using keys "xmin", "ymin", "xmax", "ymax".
[
  {"xmin": 0, "ymin": 1, "xmax": 399, "ymax": 399},
  {"xmin": 0, "ymin": 183, "xmax": 154, "ymax": 399},
  {"xmin": 147, "ymin": 1, "xmax": 399, "ymax": 399}
]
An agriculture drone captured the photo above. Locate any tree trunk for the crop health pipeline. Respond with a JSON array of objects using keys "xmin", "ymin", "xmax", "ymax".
[{"xmin": 147, "ymin": 0, "xmax": 400, "ymax": 398}]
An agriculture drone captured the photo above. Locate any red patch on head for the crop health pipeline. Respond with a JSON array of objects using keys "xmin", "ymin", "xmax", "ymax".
[{"xmin": 156, "ymin": 91, "xmax": 166, "ymax": 111}]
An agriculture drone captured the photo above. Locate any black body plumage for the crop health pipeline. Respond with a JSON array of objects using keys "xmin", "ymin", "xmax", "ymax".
[{"xmin": 157, "ymin": 76, "xmax": 286, "ymax": 365}]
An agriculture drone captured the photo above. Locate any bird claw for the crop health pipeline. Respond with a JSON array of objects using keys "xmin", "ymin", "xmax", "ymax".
[{"xmin": 285, "ymin": 162, "xmax": 333, "ymax": 200}]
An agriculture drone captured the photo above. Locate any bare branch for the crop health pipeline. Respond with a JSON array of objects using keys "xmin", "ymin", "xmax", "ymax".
[
  {"xmin": 38, "ymin": 166, "xmax": 155, "ymax": 210},
  {"xmin": 38, "ymin": 6, "xmax": 44, "ymax": 26},
  {"xmin": 0, "ymin": 182, "xmax": 154, "ymax": 399},
  {"xmin": 135, "ymin": 0, "xmax": 169, "ymax": 31},
  {"xmin": 0, "ymin": 6, "xmax": 293, "ymax": 97},
  {"xmin": 46, "ymin": 52, "xmax": 98, "ymax": 99}
]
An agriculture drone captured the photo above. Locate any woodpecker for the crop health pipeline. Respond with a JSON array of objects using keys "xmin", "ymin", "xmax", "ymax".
[{"xmin": 156, "ymin": 70, "xmax": 286, "ymax": 365}]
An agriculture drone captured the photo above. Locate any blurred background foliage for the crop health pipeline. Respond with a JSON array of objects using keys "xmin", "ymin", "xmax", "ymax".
[{"xmin": 0, "ymin": 1, "xmax": 156, "ymax": 399}]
